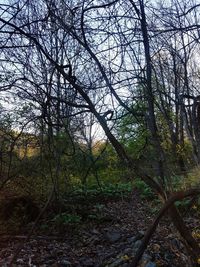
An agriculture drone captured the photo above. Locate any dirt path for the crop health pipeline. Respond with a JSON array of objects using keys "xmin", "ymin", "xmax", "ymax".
[{"xmin": 0, "ymin": 191, "xmax": 198, "ymax": 266}]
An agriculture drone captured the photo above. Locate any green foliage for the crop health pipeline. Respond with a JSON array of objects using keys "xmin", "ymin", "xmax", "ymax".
[
  {"xmin": 134, "ymin": 178, "xmax": 155, "ymax": 199},
  {"xmin": 52, "ymin": 213, "xmax": 81, "ymax": 225},
  {"xmin": 175, "ymin": 199, "xmax": 191, "ymax": 209},
  {"xmin": 100, "ymin": 182, "xmax": 132, "ymax": 197},
  {"xmin": 93, "ymin": 203, "xmax": 105, "ymax": 211},
  {"xmin": 66, "ymin": 182, "xmax": 133, "ymax": 200},
  {"xmin": 185, "ymin": 166, "xmax": 200, "ymax": 187},
  {"xmin": 40, "ymin": 223, "xmax": 49, "ymax": 230},
  {"xmin": 87, "ymin": 214, "xmax": 98, "ymax": 220},
  {"xmin": 175, "ymin": 196, "xmax": 200, "ymax": 213},
  {"xmin": 168, "ymin": 169, "xmax": 200, "ymax": 192},
  {"xmin": 117, "ymin": 106, "xmax": 149, "ymax": 161}
]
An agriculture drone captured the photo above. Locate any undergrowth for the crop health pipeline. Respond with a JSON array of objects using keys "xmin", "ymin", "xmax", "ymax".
[{"xmin": 64, "ymin": 182, "xmax": 133, "ymax": 201}]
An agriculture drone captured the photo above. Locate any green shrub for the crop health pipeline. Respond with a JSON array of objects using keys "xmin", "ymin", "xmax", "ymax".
[
  {"xmin": 52, "ymin": 213, "xmax": 81, "ymax": 225},
  {"xmin": 134, "ymin": 178, "xmax": 154, "ymax": 199},
  {"xmin": 175, "ymin": 199, "xmax": 191, "ymax": 209},
  {"xmin": 65, "ymin": 182, "xmax": 133, "ymax": 200}
]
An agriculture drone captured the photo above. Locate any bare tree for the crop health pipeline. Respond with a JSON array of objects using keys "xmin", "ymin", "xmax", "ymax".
[{"xmin": 0, "ymin": 0, "xmax": 200, "ymax": 265}]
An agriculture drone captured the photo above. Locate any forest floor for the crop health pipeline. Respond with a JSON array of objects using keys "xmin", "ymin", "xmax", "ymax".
[{"xmin": 0, "ymin": 190, "xmax": 199, "ymax": 267}]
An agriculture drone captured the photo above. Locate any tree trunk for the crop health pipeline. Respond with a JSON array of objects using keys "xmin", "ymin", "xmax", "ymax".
[{"xmin": 169, "ymin": 205, "xmax": 200, "ymax": 265}]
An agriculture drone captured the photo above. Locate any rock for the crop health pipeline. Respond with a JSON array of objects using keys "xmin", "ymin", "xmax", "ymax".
[
  {"xmin": 171, "ymin": 238, "xmax": 183, "ymax": 249},
  {"xmin": 46, "ymin": 260, "xmax": 56, "ymax": 265},
  {"xmin": 16, "ymin": 258, "xmax": 24, "ymax": 264},
  {"xmin": 140, "ymin": 254, "xmax": 152, "ymax": 267},
  {"xmin": 59, "ymin": 260, "xmax": 72, "ymax": 266},
  {"xmin": 91, "ymin": 228, "xmax": 100, "ymax": 235},
  {"xmin": 142, "ymin": 253, "xmax": 152, "ymax": 262},
  {"xmin": 138, "ymin": 230, "xmax": 145, "ymax": 237},
  {"xmin": 132, "ymin": 240, "xmax": 142, "ymax": 251},
  {"xmin": 164, "ymin": 251, "xmax": 172, "ymax": 261},
  {"xmin": 80, "ymin": 257, "xmax": 94, "ymax": 267},
  {"xmin": 105, "ymin": 231, "xmax": 121, "ymax": 243},
  {"xmin": 127, "ymin": 236, "xmax": 139, "ymax": 243},
  {"xmin": 123, "ymin": 247, "xmax": 133, "ymax": 255},
  {"xmin": 127, "ymin": 231, "xmax": 144, "ymax": 244},
  {"xmin": 108, "ymin": 258, "xmax": 124, "ymax": 267},
  {"xmin": 145, "ymin": 261, "xmax": 157, "ymax": 267}
]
